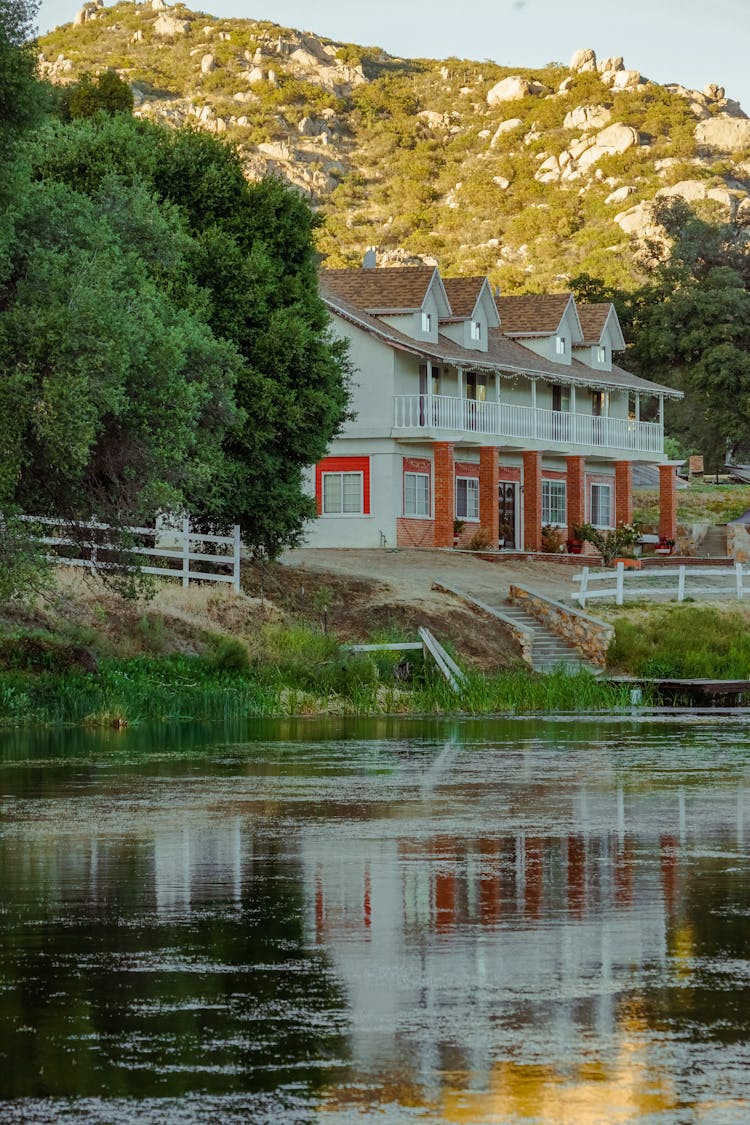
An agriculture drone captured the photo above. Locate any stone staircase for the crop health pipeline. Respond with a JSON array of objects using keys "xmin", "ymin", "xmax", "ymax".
[
  {"xmin": 498, "ymin": 602, "xmax": 598, "ymax": 674},
  {"xmin": 697, "ymin": 525, "xmax": 728, "ymax": 558}
]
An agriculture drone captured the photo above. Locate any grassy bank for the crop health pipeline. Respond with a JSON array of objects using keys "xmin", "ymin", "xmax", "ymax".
[
  {"xmin": 0, "ymin": 627, "xmax": 638, "ymax": 728},
  {"xmin": 607, "ymin": 604, "xmax": 750, "ymax": 679}
]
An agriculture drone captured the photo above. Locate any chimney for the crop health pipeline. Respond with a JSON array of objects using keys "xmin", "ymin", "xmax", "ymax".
[{"xmin": 362, "ymin": 248, "xmax": 377, "ymax": 269}]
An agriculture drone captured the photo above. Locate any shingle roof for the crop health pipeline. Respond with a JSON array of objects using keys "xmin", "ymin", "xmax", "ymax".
[
  {"xmin": 496, "ymin": 293, "xmax": 572, "ymax": 335},
  {"xmin": 320, "ymin": 267, "xmax": 438, "ymax": 313},
  {"xmin": 322, "ymin": 287, "xmax": 682, "ymax": 399},
  {"xmin": 441, "ymin": 277, "xmax": 485, "ymax": 318},
  {"xmin": 577, "ymin": 303, "xmax": 612, "ymax": 344}
]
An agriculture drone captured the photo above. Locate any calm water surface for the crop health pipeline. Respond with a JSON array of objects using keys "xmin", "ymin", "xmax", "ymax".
[{"xmin": 2, "ymin": 713, "xmax": 750, "ymax": 1123}]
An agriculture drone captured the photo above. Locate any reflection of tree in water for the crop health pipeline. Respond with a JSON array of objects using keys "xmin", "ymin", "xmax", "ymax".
[{"xmin": 0, "ymin": 829, "xmax": 349, "ymax": 1103}]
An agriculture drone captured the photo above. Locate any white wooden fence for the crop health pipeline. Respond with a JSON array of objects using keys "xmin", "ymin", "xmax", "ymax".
[
  {"xmin": 19, "ymin": 515, "xmax": 242, "ymax": 592},
  {"xmin": 573, "ymin": 561, "xmax": 747, "ymax": 608}
]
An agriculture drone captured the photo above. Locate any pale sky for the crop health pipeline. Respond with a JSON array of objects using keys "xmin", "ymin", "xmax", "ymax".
[{"xmin": 36, "ymin": 0, "xmax": 749, "ymax": 113}]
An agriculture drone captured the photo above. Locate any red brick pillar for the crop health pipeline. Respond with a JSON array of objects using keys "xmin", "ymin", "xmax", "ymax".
[
  {"xmin": 522, "ymin": 450, "xmax": 542, "ymax": 551},
  {"xmin": 479, "ymin": 446, "xmax": 500, "ymax": 546},
  {"xmin": 615, "ymin": 461, "xmax": 633, "ymax": 526},
  {"xmin": 566, "ymin": 455, "xmax": 586, "ymax": 540},
  {"xmin": 659, "ymin": 463, "xmax": 677, "ymax": 541},
  {"xmin": 434, "ymin": 442, "xmax": 455, "ymax": 547}
]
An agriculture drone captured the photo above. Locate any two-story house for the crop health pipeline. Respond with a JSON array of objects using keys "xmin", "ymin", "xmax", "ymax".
[{"xmin": 305, "ymin": 261, "xmax": 682, "ymax": 551}]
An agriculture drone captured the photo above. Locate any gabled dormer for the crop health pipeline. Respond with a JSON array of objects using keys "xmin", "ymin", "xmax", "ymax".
[
  {"xmin": 440, "ymin": 277, "xmax": 501, "ymax": 352},
  {"xmin": 574, "ymin": 303, "xmax": 626, "ymax": 371},
  {"xmin": 319, "ymin": 263, "xmax": 450, "ymax": 345},
  {"xmin": 495, "ymin": 293, "xmax": 583, "ymax": 366}
]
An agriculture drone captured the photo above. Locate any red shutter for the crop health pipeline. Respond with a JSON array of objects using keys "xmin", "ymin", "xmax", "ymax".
[{"xmin": 315, "ymin": 456, "xmax": 370, "ymax": 515}]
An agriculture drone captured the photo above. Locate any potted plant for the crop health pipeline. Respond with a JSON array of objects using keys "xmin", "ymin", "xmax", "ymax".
[
  {"xmin": 453, "ymin": 519, "xmax": 465, "ymax": 547},
  {"xmin": 575, "ymin": 521, "xmax": 641, "ymax": 567},
  {"xmin": 656, "ymin": 535, "xmax": 676, "ymax": 555},
  {"xmin": 498, "ymin": 520, "xmax": 511, "ymax": 549},
  {"xmin": 567, "ymin": 527, "xmax": 584, "ymax": 554}
]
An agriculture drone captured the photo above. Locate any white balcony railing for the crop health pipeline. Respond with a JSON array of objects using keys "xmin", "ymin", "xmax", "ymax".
[{"xmin": 393, "ymin": 395, "xmax": 663, "ymax": 455}]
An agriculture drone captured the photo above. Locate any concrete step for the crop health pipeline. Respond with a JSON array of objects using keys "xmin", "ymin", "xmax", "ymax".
[
  {"xmin": 698, "ymin": 527, "xmax": 728, "ymax": 558},
  {"xmin": 500, "ymin": 600, "xmax": 598, "ymax": 675}
]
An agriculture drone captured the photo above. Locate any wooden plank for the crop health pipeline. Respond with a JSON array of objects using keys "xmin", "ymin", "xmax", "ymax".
[
  {"xmin": 418, "ymin": 627, "xmax": 466, "ymax": 690},
  {"xmin": 344, "ymin": 642, "xmax": 423, "ymax": 653}
]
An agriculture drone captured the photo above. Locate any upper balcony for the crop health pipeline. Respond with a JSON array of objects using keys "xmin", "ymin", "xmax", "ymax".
[{"xmin": 392, "ymin": 394, "xmax": 663, "ymax": 456}]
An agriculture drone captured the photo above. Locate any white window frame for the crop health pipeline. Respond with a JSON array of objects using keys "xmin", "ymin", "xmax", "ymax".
[
  {"xmin": 470, "ymin": 320, "xmax": 481, "ymax": 341},
  {"xmin": 455, "ymin": 476, "xmax": 479, "ymax": 521},
  {"xmin": 555, "ymin": 335, "xmax": 566, "ymax": 356},
  {"xmin": 590, "ymin": 482, "xmax": 613, "ymax": 529},
  {"xmin": 421, "ymin": 311, "xmax": 432, "ymax": 333},
  {"xmin": 542, "ymin": 479, "xmax": 566, "ymax": 527},
  {"xmin": 596, "ymin": 345, "xmax": 607, "ymax": 364},
  {"xmin": 403, "ymin": 471, "xmax": 430, "ymax": 518},
  {"xmin": 321, "ymin": 471, "xmax": 364, "ymax": 517}
]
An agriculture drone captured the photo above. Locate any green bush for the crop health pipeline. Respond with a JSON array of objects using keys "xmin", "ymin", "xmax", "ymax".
[{"xmin": 203, "ymin": 634, "xmax": 250, "ymax": 674}]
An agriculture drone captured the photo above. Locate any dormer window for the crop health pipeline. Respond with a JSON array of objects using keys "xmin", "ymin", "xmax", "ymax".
[
  {"xmin": 555, "ymin": 336, "xmax": 566, "ymax": 356},
  {"xmin": 597, "ymin": 345, "xmax": 607, "ymax": 363},
  {"xmin": 470, "ymin": 320, "xmax": 481, "ymax": 341},
  {"xmin": 421, "ymin": 312, "xmax": 432, "ymax": 333}
]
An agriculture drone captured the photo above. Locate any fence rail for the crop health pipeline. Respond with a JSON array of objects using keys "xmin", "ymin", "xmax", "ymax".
[
  {"xmin": 19, "ymin": 515, "xmax": 242, "ymax": 592},
  {"xmin": 573, "ymin": 561, "xmax": 746, "ymax": 608}
]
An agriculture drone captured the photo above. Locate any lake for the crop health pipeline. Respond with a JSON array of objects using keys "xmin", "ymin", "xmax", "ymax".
[{"xmin": 1, "ymin": 713, "xmax": 750, "ymax": 1123}]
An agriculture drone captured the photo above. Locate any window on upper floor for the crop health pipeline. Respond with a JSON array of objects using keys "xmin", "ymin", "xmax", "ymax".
[
  {"xmin": 555, "ymin": 336, "xmax": 566, "ymax": 355},
  {"xmin": 455, "ymin": 477, "xmax": 479, "ymax": 521},
  {"xmin": 470, "ymin": 320, "xmax": 481, "ymax": 341},
  {"xmin": 404, "ymin": 472, "xmax": 430, "ymax": 517},
  {"xmin": 592, "ymin": 390, "xmax": 607, "ymax": 417},
  {"xmin": 597, "ymin": 345, "xmax": 607, "ymax": 363},
  {"xmin": 552, "ymin": 384, "xmax": 570, "ymax": 412},
  {"xmin": 542, "ymin": 479, "xmax": 566, "ymax": 527},
  {"xmin": 590, "ymin": 483, "xmax": 612, "ymax": 528},
  {"xmin": 421, "ymin": 311, "xmax": 432, "ymax": 333}
]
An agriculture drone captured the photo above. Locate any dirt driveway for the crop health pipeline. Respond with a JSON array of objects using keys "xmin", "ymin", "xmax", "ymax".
[{"xmin": 283, "ymin": 548, "xmax": 577, "ymax": 609}]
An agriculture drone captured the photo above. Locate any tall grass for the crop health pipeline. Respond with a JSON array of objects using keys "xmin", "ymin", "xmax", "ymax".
[
  {"xmin": 0, "ymin": 618, "xmax": 647, "ymax": 730},
  {"xmin": 608, "ymin": 605, "xmax": 750, "ymax": 679}
]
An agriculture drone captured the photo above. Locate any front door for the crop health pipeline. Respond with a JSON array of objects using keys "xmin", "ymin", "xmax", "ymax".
[{"xmin": 498, "ymin": 481, "xmax": 518, "ymax": 549}]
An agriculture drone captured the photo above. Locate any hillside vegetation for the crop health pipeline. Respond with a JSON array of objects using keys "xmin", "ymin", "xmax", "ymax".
[{"xmin": 38, "ymin": 2, "xmax": 750, "ymax": 292}]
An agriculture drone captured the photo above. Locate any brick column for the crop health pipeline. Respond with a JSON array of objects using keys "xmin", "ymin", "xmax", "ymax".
[
  {"xmin": 659, "ymin": 463, "xmax": 677, "ymax": 541},
  {"xmin": 433, "ymin": 442, "xmax": 455, "ymax": 548},
  {"xmin": 522, "ymin": 450, "xmax": 542, "ymax": 551},
  {"xmin": 615, "ymin": 461, "xmax": 633, "ymax": 525},
  {"xmin": 566, "ymin": 455, "xmax": 586, "ymax": 539},
  {"xmin": 479, "ymin": 446, "xmax": 500, "ymax": 546}
]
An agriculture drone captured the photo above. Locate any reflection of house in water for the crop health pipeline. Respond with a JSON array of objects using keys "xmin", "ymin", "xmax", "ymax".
[
  {"xmin": 300, "ymin": 777, "xmax": 749, "ymax": 1110},
  {"xmin": 153, "ymin": 820, "xmax": 243, "ymax": 912}
]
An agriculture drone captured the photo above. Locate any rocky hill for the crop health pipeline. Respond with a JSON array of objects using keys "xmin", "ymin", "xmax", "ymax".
[{"xmin": 38, "ymin": 1, "xmax": 750, "ymax": 290}]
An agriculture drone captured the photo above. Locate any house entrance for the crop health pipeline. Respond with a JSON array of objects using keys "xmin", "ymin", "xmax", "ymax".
[{"xmin": 498, "ymin": 481, "xmax": 518, "ymax": 549}]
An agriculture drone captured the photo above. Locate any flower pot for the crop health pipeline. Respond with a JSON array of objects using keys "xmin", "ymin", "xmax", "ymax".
[{"xmin": 566, "ymin": 539, "xmax": 583, "ymax": 555}]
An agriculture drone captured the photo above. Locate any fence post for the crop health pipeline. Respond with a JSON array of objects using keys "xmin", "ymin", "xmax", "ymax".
[
  {"xmin": 182, "ymin": 516, "xmax": 190, "ymax": 588},
  {"xmin": 678, "ymin": 566, "xmax": 686, "ymax": 602},
  {"xmin": 615, "ymin": 561, "xmax": 625, "ymax": 606},
  {"xmin": 737, "ymin": 562, "xmax": 744, "ymax": 601},
  {"xmin": 233, "ymin": 524, "xmax": 241, "ymax": 594},
  {"xmin": 578, "ymin": 567, "xmax": 589, "ymax": 607}
]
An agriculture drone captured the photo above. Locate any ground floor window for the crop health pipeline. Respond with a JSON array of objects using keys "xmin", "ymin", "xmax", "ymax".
[
  {"xmin": 316, "ymin": 456, "xmax": 370, "ymax": 516},
  {"xmin": 542, "ymin": 479, "xmax": 566, "ymax": 526},
  {"xmin": 404, "ymin": 471, "xmax": 430, "ymax": 517},
  {"xmin": 590, "ymin": 482, "xmax": 612, "ymax": 528},
  {"xmin": 456, "ymin": 476, "xmax": 479, "ymax": 520},
  {"xmin": 322, "ymin": 472, "xmax": 363, "ymax": 514}
]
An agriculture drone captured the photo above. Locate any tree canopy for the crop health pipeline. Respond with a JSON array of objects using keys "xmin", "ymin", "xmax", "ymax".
[
  {"xmin": 28, "ymin": 114, "xmax": 351, "ymax": 551},
  {"xmin": 574, "ymin": 200, "xmax": 750, "ymax": 472},
  {"xmin": 0, "ymin": 2, "xmax": 350, "ymax": 596}
]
